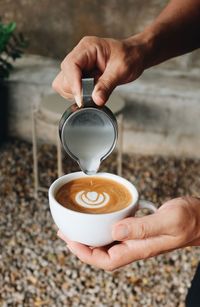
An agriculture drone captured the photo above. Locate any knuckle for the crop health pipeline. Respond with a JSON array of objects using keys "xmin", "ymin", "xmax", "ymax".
[
  {"xmin": 60, "ymin": 58, "xmax": 70, "ymax": 71},
  {"xmin": 60, "ymin": 60, "xmax": 66, "ymax": 71},
  {"xmin": 78, "ymin": 36, "xmax": 100, "ymax": 51},
  {"xmin": 80, "ymin": 35, "xmax": 90, "ymax": 42},
  {"xmin": 137, "ymin": 222, "xmax": 147, "ymax": 239},
  {"xmin": 80, "ymin": 35, "xmax": 97, "ymax": 44},
  {"xmin": 99, "ymin": 78, "xmax": 111, "ymax": 91},
  {"xmin": 98, "ymin": 78, "xmax": 116, "ymax": 94},
  {"xmin": 52, "ymin": 78, "xmax": 58, "ymax": 91},
  {"xmin": 60, "ymin": 53, "xmax": 74, "ymax": 71}
]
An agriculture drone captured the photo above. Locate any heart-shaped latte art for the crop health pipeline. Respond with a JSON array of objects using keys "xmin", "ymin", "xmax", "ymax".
[
  {"xmin": 75, "ymin": 190, "xmax": 110, "ymax": 208},
  {"xmin": 86, "ymin": 191, "xmax": 98, "ymax": 202}
]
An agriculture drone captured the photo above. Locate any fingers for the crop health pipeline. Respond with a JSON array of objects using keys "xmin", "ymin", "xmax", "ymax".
[
  {"xmin": 92, "ymin": 64, "xmax": 120, "ymax": 105},
  {"xmin": 60, "ymin": 59, "xmax": 83, "ymax": 107},
  {"xmin": 112, "ymin": 197, "xmax": 199, "ymax": 242},
  {"xmin": 53, "ymin": 63, "xmax": 82, "ymax": 107},
  {"xmin": 57, "ymin": 229, "xmax": 177, "ymax": 271},
  {"xmin": 112, "ymin": 211, "xmax": 168, "ymax": 241},
  {"xmin": 57, "ymin": 230, "xmax": 112, "ymax": 269},
  {"xmin": 52, "ymin": 72, "xmax": 74, "ymax": 100},
  {"xmin": 71, "ymin": 235, "xmax": 183, "ymax": 271},
  {"xmin": 57, "ymin": 229, "xmax": 185, "ymax": 271},
  {"xmin": 56, "ymin": 196, "xmax": 200, "ymax": 270},
  {"xmin": 52, "ymin": 36, "xmax": 126, "ymax": 107},
  {"xmin": 53, "ymin": 37, "xmax": 99, "ymax": 107}
]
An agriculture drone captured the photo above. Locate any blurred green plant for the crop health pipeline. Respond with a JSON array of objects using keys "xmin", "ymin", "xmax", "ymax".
[{"xmin": 0, "ymin": 20, "xmax": 28, "ymax": 80}]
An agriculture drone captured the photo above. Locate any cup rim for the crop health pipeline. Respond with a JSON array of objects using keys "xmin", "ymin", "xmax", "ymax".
[{"xmin": 49, "ymin": 171, "xmax": 139, "ymax": 217}]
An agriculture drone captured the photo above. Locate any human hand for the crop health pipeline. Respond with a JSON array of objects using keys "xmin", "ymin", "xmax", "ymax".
[
  {"xmin": 52, "ymin": 34, "xmax": 149, "ymax": 107},
  {"xmin": 57, "ymin": 197, "xmax": 200, "ymax": 271}
]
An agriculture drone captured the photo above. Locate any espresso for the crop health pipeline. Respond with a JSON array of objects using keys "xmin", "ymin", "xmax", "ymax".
[{"xmin": 56, "ymin": 177, "xmax": 133, "ymax": 214}]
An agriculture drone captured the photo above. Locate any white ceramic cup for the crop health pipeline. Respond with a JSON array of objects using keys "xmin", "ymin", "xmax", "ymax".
[{"xmin": 49, "ymin": 171, "xmax": 157, "ymax": 247}]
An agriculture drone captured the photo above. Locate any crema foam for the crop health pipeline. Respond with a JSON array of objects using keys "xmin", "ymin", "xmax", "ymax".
[{"xmin": 56, "ymin": 177, "xmax": 133, "ymax": 214}]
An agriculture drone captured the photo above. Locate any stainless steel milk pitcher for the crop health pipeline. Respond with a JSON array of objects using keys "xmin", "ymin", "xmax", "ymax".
[{"xmin": 59, "ymin": 78, "xmax": 118, "ymax": 175}]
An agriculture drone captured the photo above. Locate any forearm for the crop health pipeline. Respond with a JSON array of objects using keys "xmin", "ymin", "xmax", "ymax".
[{"xmin": 128, "ymin": 0, "xmax": 200, "ymax": 69}]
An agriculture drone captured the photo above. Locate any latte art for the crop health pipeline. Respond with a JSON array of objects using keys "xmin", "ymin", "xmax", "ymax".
[
  {"xmin": 56, "ymin": 177, "xmax": 133, "ymax": 214},
  {"xmin": 75, "ymin": 191, "xmax": 110, "ymax": 208}
]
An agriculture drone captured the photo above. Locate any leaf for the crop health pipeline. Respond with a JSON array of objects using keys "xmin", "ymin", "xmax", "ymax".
[
  {"xmin": 0, "ymin": 20, "xmax": 28, "ymax": 80},
  {"xmin": 6, "ymin": 22, "xmax": 16, "ymax": 33}
]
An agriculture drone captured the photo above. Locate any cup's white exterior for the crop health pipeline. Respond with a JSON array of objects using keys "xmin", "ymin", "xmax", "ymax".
[{"xmin": 49, "ymin": 172, "xmax": 141, "ymax": 247}]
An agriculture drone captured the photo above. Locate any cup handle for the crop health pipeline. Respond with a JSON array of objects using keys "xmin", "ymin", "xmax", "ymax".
[{"xmin": 137, "ymin": 200, "xmax": 157, "ymax": 213}]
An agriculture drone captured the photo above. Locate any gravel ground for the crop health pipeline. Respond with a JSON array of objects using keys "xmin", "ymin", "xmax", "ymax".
[{"xmin": 0, "ymin": 139, "xmax": 200, "ymax": 307}]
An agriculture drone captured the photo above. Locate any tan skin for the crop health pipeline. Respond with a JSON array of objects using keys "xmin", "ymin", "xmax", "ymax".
[{"xmin": 53, "ymin": 0, "xmax": 200, "ymax": 270}]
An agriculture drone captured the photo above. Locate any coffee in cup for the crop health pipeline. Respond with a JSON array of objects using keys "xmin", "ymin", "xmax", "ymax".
[
  {"xmin": 49, "ymin": 172, "xmax": 157, "ymax": 246},
  {"xmin": 56, "ymin": 177, "xmax": 133, "ymax": 214}
]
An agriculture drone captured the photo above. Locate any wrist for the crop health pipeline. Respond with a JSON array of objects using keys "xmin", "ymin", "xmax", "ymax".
[{"xmin": 123, "ymin": 29, "xmax": 156, "ymax": 70}]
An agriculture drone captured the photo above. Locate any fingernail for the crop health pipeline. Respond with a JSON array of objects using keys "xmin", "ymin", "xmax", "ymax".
[
  {"xmin": 75, "ymin": 95, "xmax": 82, "ymax": 107},
  {"xmin": 114, "ymin": 224, "xmax": 129, "ymax": 240}
]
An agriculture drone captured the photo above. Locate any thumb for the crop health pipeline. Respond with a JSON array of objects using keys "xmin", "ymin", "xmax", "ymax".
[
  {"xmin": 112, "ymin": 213, "xmax": 165, "ymax": 241},
  {"xmin": 92, "ymin": 64, "xmax": 119, "ymax": 106}
]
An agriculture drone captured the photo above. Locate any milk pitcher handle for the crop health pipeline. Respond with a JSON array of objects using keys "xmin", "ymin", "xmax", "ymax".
[
  {"xmin": 137, "ymin": 200, "xmax": 157, "ymax": 213},
  {"xmin": 82, "ymin": 78, "xmax": 94, "ymax": 104}
]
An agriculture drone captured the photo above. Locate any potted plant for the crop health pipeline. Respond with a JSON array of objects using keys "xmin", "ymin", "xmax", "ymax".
[{"xmin": 0, "ymin": 19, "xmax": 27, "ymax": 144}]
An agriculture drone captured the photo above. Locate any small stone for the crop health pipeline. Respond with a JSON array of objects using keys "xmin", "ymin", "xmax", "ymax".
[{"xmin": 27, "ymin": 275, "xmax": 37, "ymax": 285}]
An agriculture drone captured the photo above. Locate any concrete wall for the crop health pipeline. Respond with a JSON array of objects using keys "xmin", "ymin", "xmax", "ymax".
[
  {"xmin": 6, "ymin": 55, "xmax": 200, "ymax": 158},
  {"xmin": 1, "ymin": 0, "xmax": 200, "ymax": 70},
  {"xmin": 1, "ymin": 1, "xmax": 200, "ymax": 157}
]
